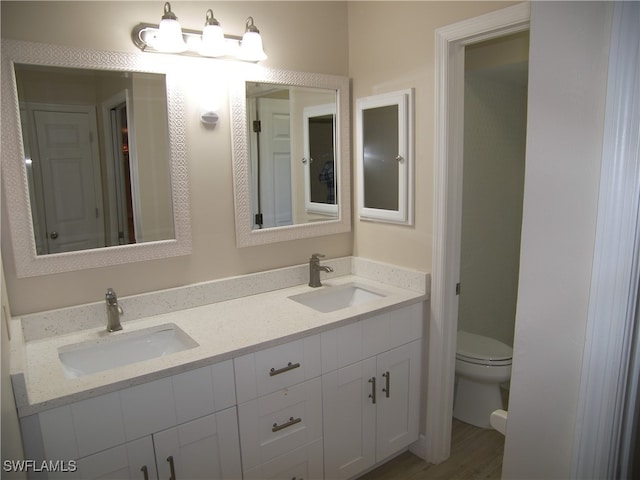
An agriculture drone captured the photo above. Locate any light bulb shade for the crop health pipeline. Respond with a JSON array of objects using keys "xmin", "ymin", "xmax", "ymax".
[
  {"xmin": 240, "ymin": 31, "xmax": 267, "ymax": 62},
  {"xmin": 154, "ymin": 3, "xmax": 186, "ymax": 53},
  {"xmin": 156, "ymin": 18, "xmax": 187, "ymax": 52},
  {"xmin": 200, "ymin": 24, "xmax": 226, "ymax": 57}
]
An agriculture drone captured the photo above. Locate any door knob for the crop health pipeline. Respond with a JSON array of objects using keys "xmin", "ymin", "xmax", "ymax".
[{"xmin": 49, "ymin": 231, "xmax": 58, "ymax": 239}]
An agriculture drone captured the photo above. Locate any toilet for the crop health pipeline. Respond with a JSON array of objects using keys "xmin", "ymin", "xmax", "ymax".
[{"xmin": 453, "ymin": 330, "xmax": 513, "ymax": 428}]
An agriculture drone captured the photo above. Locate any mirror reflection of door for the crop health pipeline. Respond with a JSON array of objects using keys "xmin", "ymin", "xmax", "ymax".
[
  {"xmin": 249, "ymin": 97, "xmax": 293, "ymax": 229},
  {"xmin": 362, "ymin": 104, "xmax": 399, "ymax": 211},
  {"xmin": 22, "ymin": 104, "xmax": 105, "ymax": 254},
  {"xmin": 14, "ymin": 64, "xmax": 174, "ymax": 256},
  {"xmin": 303, "ymin": 104, "xmax": 338, "ymax": 216},
  {"xmin": 103, "ymin": 93, "xmax": 136, "ymax": 246}
]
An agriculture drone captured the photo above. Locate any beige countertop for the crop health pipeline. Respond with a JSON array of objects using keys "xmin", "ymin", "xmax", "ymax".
[{"xmin": 12, "ymin": 273, "xmax": 427, "ymax": 417}]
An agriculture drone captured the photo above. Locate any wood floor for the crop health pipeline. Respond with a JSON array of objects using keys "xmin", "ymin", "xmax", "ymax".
[{"xmin": 358, "ymin": 419, "xmax": 505, "ymax": 480}]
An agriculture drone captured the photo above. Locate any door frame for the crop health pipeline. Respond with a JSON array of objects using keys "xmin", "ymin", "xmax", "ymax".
[
  {"xmin": 572, "ymin": 2, "xmax": 640, "ymax": 477},
  {"xmin": 427, "ymin": 3, "xmax": 530, "ymax": 463}
]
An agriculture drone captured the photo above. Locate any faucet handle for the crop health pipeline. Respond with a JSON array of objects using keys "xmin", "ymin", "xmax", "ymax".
[{"xmin": 311, "ymin": 253, "xmax": 325, "ymax": 261}]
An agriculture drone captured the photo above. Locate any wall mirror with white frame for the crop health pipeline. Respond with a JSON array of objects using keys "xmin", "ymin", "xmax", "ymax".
[
  {"xmin": 1, "ymin": 39, "xmax": 192, "ymax": 277},
  {"xmin": 356, "ymin": 89, "xmax": 414, "ymax": 225},
  {"xmin": 230, "ymin": 68, "xmax": 351, "ymax": 247}
]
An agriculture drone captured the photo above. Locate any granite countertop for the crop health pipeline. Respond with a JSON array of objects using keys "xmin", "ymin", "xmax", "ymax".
[{"xmin": 11, "ymin": 271, "xmax": 427, "ymax": 417}]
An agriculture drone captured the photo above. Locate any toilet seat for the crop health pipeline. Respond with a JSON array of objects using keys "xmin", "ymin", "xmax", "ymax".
[{"xmin": 456, "ymin": 331, "xmax": 512, "ymax": 366}]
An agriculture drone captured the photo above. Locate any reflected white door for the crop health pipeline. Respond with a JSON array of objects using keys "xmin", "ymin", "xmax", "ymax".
[
  {"xmin": 33, "ymin": 108, "xmax": 104, "ymax": 253},
  {"xmin": 257, "ymin": 98, "xmax": 292, "ymax": 228}
]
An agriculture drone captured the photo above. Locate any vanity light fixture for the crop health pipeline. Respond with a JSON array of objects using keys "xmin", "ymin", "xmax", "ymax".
[{"xmin": 132, "ymin": 2, "xmax": 267, "ymax": 62}]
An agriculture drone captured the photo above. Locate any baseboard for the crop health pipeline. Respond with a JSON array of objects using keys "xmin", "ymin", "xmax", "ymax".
[{"xmin": 409, "ymin": 434, "xmax": 427, "ymax": 460}]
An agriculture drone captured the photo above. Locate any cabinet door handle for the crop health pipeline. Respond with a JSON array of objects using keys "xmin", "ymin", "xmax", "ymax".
[
  {"xmin": 368, "ymin": 377, "xmax": 376, "ymax": 404},
  {"xmin": 272, "ymin": 416, "xmax": 302, "ymax": 432},
  {"xmin": 270, "ymin": 361, "xmax": 301, "ymax": 376},
  {"xmin": 141, "ymin": 465, "xmax": 149, "ymax": 480},
  {"xmin": 382, "ymin": 371, "xmax": 390, "ymax": 398},
  {"xmin": 167, "ymin": 456, "xmax": 177, "ymax": 480}
]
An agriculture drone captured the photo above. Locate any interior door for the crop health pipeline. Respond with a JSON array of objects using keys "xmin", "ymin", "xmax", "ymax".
[
  {"xmin": 256, "ymin": 97, "xmax": 293, "ymax": 228},
  {"xmin": 32, "ymin": 107, "xmax": 104, "ymax": 253}
]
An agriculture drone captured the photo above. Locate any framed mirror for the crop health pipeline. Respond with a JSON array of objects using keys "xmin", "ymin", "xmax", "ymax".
[
  {"xmin": 356, "ymin": 89, "xmax": 414, "ymax": 225},
  {"xmin": 1, "ymin": 39, "xmax": 192, "ymax": 277},
  {"xmin": 230, "ymin": 67, "xmax": 350, "ymax": 247}
]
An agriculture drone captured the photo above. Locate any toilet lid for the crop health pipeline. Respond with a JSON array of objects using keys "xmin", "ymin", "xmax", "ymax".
[{"xmin": 456, "ymin": 331, "xmax": 512, "ymax": 363}]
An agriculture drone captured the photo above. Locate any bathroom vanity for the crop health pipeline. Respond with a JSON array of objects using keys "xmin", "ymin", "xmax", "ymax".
[{"xmin": 11, "ymin": 257, "xmax": 428, "ymax": 480}]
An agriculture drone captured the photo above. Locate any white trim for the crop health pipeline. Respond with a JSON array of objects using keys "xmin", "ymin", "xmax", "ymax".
[
  {"xmin": 572, "ymin": 2, "xmax": 640, "ymax": 477},
  {"xmin": 428, "ymin": 3, "xmax": 530, "ymax": 463}
]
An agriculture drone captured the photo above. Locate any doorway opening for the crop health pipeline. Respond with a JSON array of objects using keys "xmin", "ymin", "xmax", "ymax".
[
  {"xmin": 426, "ymin": 3, "xmax": 530, "ymax": 464},
  {"xmin": 458, "ymin": 30, "xmax": 529, "ymax": 397}
]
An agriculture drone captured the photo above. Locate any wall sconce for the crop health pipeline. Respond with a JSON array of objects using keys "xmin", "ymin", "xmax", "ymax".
[{"xmin": 132, "ymin": 2, "xmax": 267, "ymax": 62}]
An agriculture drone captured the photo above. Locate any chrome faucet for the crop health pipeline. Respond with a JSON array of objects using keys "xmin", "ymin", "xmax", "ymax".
[
  {"xmin": 105, "ymin": 288, "xmax": 123, "ymax": 332},
  {"xmin": 309, "ymin": 253, "xmax": 334, "ymax": 288}
]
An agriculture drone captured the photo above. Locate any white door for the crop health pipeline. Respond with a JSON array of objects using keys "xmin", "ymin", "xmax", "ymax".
[
  {"xmin": 153, "ymin": 408, "xmax": 242, "ymax": 480},
  {"xmin": 375, "ymin": 340, "xmax": 422, "ymax": 460},
  {"xmin": 256, "ymin": 97, "xmax": 292, "ymax": 228},
  {"xmin": 32, "ymin": 107, "xmax": 104, "ymax": 253},
  {"xmin": 322, "ymin": 357, "xmax": 377, "ymax": 479}
]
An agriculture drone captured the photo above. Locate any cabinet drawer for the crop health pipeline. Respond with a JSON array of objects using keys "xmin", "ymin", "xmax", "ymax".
[
  {"xmin": 244, "ymin": 438, "xmax": 323, "ymax": 480},
  {"xmin": 235, "ymin": 335, "xmax": 321, "ymax": 403},
  {"xmin": 238, "ymin": 377, "xmax": 323, "ymax": 470}
]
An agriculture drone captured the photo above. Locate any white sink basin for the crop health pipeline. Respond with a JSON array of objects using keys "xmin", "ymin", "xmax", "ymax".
[
  {"xmin": 289, "ymin": 283, "xmax": 386, "ymax": 313},
  {"xmin": 58, "ymin": 323, "xmax": 198, "ymax": 379}
]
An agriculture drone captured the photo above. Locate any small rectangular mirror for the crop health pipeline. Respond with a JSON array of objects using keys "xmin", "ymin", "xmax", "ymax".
[{"xmin": 356, "ymin": 89, "xmax": 414, "ymax": 225}]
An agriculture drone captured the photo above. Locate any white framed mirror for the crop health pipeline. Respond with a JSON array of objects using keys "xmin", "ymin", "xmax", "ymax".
[
  {"xmin": 356, "ymin": 89, "xmax": 414, "ymax": 225},
  {"xmin": 1, "ymin": 39, "xmax": 192, "ymax": 277},
  {"xmin": 230, "ymin": 67, "xmax": 351, "ymax": 247}
]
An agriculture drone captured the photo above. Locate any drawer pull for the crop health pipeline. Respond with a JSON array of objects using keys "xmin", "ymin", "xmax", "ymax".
[
  {"xmin": 141, "ymin": 465, "xmax": 149, "ymax": 480},
  {"xmin": 270, "ymin": 361, "xmax": 301, "ymax": 376},
  {"xmin": 272, "ymin": 416, "xmax": 302, "ymax": 432}
]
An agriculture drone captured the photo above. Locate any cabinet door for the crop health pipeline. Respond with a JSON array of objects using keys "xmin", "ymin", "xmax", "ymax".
[
  {"xmin": 322, "ymin": 357, "xmax": 376, "ymax": 480},
  {"xmin": 56, "ymin": 436, "xmax": 156, "ymax": 480},
  {"xmin": 153, "ymin": 408, "xmax": 242, "ymax": 480},
  {"xmin": 375, "ymin": 340, "xmax": 422, "ymax": 461}
]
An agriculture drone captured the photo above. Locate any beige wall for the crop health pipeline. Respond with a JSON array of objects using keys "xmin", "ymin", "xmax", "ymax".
[
  {"xmin": 1, "ymin": 1, "xmax": 351, "ymax": 315},
  {"xmin": 348, "ymin": 1, "xmax": 518, "ymax": 271}
]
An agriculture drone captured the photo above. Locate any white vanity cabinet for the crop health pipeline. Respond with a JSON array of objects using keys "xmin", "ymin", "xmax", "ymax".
[
  {"xmin": 21, "ymin": 360, "xmax": 242, "ymax": 480},
  {"xmin": 321, "ymin": 303, "xmax": 423, "ymax": 480},
  {"xmin": 66, "ymin": 408, "xmax": 241, "ymax": 480},
  {"xmin": 19, "ymin": 298, "xmax": 424, "ymax": 480}
]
